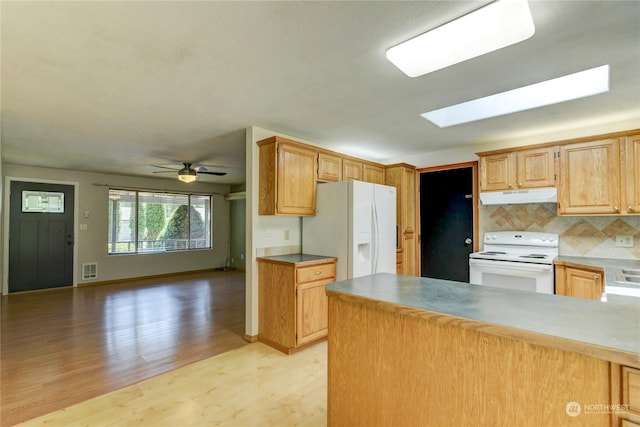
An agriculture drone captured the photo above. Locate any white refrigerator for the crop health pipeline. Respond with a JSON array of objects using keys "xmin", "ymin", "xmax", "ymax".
[{"xmin": 302, "ymin": 180, "xmax": 397, "ymax": 281}]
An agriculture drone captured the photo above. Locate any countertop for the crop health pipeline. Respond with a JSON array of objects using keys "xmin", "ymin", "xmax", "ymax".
[
  {"xmin": 256, "ymin": 253, "xmax": 337, "ymax": 266},
  {"xmin": 555, "ymin": 256, "xmax": 640, "ymax": 299},
  {"xmin": 326, "ymin": 273, "xmax": 640, "ymax": 367}
]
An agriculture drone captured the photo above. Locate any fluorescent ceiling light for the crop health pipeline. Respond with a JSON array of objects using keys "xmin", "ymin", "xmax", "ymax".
[
  {"xmin": 386, "ymin": 0, "xmax": 535, "ymax": 77},
  {"xmin": 421, "ymin": 65, "xmax": 610, "ymax": 127}
]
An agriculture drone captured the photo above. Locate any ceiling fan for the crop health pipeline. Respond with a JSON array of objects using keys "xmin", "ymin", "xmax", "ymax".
[{"xmin": 151, "ymin": 163, "xmax": 227, "ymax": 183}]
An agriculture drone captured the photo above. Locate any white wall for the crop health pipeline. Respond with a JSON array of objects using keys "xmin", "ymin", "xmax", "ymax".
[
  {"xmin": 245, "ymin": 126, "xmax": 315, "ymax": 338},
  {"xmin": 2, "ymin": 163, "xmax": 231, "ymax": 292}
]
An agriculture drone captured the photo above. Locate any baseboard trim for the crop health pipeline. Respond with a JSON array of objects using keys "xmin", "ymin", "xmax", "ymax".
[
  {"xmin": 243, "ymin": 334, "xmax": 258, "ymax": 343},
  {"xmin": 77, "ymin": 268, "xmax": 239, "ymax": 287}
]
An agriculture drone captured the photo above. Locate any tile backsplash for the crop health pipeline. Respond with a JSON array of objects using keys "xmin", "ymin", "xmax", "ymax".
[{"xmin": 479, "ymin": 203, "xmax": 640, "ymax": 260}]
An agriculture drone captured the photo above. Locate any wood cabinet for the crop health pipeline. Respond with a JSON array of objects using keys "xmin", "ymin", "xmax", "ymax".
[
  {"xmin": 363, "ymin": 163, "xmax": 385, "ymax": 184},
  {"xmin": 558, "ymin": 133, "xmax": 640, "ymax": 215},
  {"xmin": 342, "ymin": 158, "xmax": 362, "ymax": 181},
  {"xmin": 395, "ymin": 250, "xmax": 402, "ymax": 274},
  {"xmin": 478, "ymin": 146, "xmax": 556, "ymax": 191},
  {"xmin": 257, "ymin": 256, "xmax": 336, "ymax": 354},
  {"xmin": 318, "ymin": 152, "xmax": 342, "ymax": 182},
  {"xmin": 624, "ymin": 134, "xmax": 640, "ymax": 214},
  {"xmin": 612, "ymin": 364, "xmax": 640, "ymax": 426},
  {"xmin": 555, "ymin": 264, "xmax": 604, "ymax": 300},
  {"xmin": 557, "ymin": 138, "xmax": 621, "ymax": 215},
  {"xmin": 385, "ymin": 163, "xmax": 417, "ymax": 275},
  {"xmin": 258, "ymin": 136, "xmax": 317, "ymax": 216}
]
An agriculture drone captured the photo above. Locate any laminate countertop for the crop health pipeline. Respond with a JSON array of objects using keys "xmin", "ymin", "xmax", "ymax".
[
  {"xmin": 256, "ymin": 253, "xmax": 337, "ymax": 266},
  {"xmin": 326, "ymin": 273, "xmax": 640, "ymax": 367}
]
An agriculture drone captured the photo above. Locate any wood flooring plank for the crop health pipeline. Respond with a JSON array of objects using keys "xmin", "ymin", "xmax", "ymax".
[
  {"xmin": 14, "ymin": 342, "xmax": 327, "ymax": 427},
  {"xmin": 1, "ymin": 271, "xmax": 247, "ymax": 426}
]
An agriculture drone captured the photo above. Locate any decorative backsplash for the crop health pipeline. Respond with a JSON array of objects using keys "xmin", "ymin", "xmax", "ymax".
[{"xmin": 479, "ymin": 203, "xmax": 640, "ymax": 260}]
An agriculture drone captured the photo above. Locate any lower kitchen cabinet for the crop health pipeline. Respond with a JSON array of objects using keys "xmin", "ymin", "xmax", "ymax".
[
  {"xmin": 555, "ymin": 264, "xmax": 604, "ymax": 300},
  {"xmin": 257, "ymin": 255, "xmax": 337, "ymax": 354},
  {"xmin": 612, "ymin": 364, "xmax": 640, "ymax": 426}
]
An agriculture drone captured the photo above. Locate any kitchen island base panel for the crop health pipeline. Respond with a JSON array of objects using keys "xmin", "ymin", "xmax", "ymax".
[{"xmin": 327, "ymin": 296, "xmax": 611, "ymax": 427}]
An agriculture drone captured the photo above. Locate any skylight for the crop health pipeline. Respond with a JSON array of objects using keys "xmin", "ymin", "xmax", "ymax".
[
  {"xmin": 386, "ymin": 0, "xmax": 535, "ymax": 77},
  {"xmin": 421, "ymin": 65, "xmax": 610, "ymax": 128}
]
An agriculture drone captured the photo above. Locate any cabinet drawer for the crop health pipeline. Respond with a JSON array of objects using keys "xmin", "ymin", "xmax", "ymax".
[
  {"xmin": 624, "ymin": 366, "xmax": 640, "ymax": 415},
  {"xmin": 297, "ymin": 263, "xmax": 336, "ymax": 284}
]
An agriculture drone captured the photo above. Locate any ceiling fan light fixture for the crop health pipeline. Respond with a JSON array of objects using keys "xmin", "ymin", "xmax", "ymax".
[
  {"xmin": 386, "ymin": 0, "xmax": 535, "ymax": 77},
  {"xmin": 178, "ymin": 168, "xmax": 197, "ymax": 183}
]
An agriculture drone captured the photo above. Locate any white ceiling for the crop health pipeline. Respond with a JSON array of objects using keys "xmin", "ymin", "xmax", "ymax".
[{"xmin": 2, "ymin": 1, "xmax": 639, "ymax": 185}]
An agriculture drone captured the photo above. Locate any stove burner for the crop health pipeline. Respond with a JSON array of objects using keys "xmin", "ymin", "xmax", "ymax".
[
  {"xmin": 520, "ymin": 254, "xmax": 548, "ymax": 259},
  {"xmin": 479, "ymin": 251, "xmax": 507, "ymax": 255}
]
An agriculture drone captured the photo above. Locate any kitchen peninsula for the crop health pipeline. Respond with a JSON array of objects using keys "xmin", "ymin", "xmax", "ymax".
[{"xmin": 326, "ymin": 273, "xmax": 640, "ymax": 426}]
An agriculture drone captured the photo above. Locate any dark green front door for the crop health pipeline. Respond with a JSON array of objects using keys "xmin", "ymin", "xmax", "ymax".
[{"xmin": 9, "ymin": 181, "xmax": 75, "ymax": 292}]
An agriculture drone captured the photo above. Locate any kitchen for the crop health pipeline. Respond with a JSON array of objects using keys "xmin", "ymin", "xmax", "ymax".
[
  {"xmin": 250, "ymin": 129, "xmax": 640, "ymax": 425},
  {"xmin": 2, "ymin": 0, "xmax": 640, "ymax": 425}
]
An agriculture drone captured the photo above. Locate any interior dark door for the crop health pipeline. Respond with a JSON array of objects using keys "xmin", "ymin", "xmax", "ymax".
[
  {"xmin": 420, "ymin": 167, "xmax": 474, "ymax": 282},
  {"xmin": 9, "ymin": 181, "xmax": 75, "ymax": 292}
]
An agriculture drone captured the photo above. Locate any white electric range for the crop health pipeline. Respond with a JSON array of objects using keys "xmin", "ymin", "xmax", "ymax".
[{"xmin": 469, "ymin": 231, "xmax": 559, "ymax": 294}]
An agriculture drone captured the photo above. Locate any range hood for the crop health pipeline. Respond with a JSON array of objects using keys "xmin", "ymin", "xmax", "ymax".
[{"xmin": 479, "ymin": 187, "xmax": 557, "ymax": 205}]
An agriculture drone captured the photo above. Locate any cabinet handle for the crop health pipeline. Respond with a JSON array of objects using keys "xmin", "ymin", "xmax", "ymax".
[
  {"xmin": 314, "ymin": 271, "xmax": 322, "ymax": 275},
  {"xmin": 614, "ymin": 206, "xmax": 620, "ymax": 212},
  {"xmin": 629, "ymin": 206, "xmax": 635, "ymax": 212},
  {"xmin": 593, "ymin": 275, "xmax": 600, "ymax": 280},
  {"xmin": 508, "ymin": 184, "xmax": 513, "ymax": 188}
]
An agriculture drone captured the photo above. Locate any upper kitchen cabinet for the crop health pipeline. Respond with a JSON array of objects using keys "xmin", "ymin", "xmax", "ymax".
[
  {"xmin": 623, "ymin": 134, "xmax": 640, "ymax": 214},
  {"xmin": 478, "ymin": 146, "xmax": 556, "ymax": 191},
  {"xmin": 363, "ymin": 163, "xmax": 385, "ymax": 185},
  {"xmin": 385, "ymin": 163, "xmax": 417, "ymax": 276},
  {"xmin": 343, "ymin": 159, "xmax": 363, "ymax": 181},
  {"xmin": 557, "ymin": 138, "xmax": 621, "ymax": 215},
  {"xmin": 318, "ymin": 152, "xmax": 342, "ymax": 182},
  {"xmin": 258, "ymin": 136, "xmax": 317, "ymax": 216}
]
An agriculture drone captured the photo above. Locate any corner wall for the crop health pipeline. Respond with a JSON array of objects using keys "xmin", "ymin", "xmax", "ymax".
[{"xmin": 245, "ymin": 126, "xmax": 314, "ymax": 338}]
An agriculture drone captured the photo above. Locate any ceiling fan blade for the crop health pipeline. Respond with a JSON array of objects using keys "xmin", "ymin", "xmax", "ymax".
[
  {"xmin": 152, "ymin": 170, "xmax": 178, "ymax": 174},
  {"xmin": 151, "ymin": 164, "xmax": 179, "ymax": 171},
  {"xmin": 198, "ymin": 171, "xmax": 227, "ymax": 176}
]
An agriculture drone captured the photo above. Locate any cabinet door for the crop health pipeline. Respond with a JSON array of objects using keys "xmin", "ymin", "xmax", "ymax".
[
  {"xmin": 402, "ymin": 167, "xmax": 416, "ymax": 275},
  {"xmin": 318, "ymin": 153, "xmax": 342, "ymax": 182},
  {"xmin": 480, "ymin": 153, "xmax": 515, "ymax": 191},
  {"xmin": 277, "ymin": 143, "xmax": 317, "ymax": 215},
  {"xmin": 343, "ymin": 159, "xmax": 363, "ymax": 181},
  {"xmin": 296, "ymin": 279, "xmax": 331, "ymax": 346},
  {"xmin": 558, "ymin": 139, "xmax": 620, "ymax": 215},
  {"xmin": 363, "ymin": 164, "xmax": 385, "ymax": 184},
  {"xmin": 564, "ymin": 267, "xmax": 603, "ymax": 300},
  {"xmin": 516, "ymin": 147, "xmax": 556, "ymax": 188},
  {"xmin": 624, "ymin": 135, "xmax": 640, "ymax": 214}
]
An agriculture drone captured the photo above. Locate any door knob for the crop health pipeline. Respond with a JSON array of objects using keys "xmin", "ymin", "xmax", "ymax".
[{"xmin": 464, "ymin": 238, "xmax": 472, "ymax": 245}]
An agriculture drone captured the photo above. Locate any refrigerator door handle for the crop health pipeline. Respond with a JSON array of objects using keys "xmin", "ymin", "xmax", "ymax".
[{"xmin": 372, "ymin": 199, "xmax": 379, "ymax": 274}]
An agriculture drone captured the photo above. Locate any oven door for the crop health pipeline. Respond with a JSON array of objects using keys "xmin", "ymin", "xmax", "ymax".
[{"xmin": 469, "ymin": 258, "xmax": 554, "ymax": 294}]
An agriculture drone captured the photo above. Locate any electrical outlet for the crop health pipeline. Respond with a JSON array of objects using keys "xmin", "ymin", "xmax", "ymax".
[{"xmin": 616, "ymin": 235, "xmax": 634, "ymax": 248}]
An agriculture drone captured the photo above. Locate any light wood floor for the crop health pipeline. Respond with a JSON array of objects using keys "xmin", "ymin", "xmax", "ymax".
[
  {"xmin": 14, "ymin": 341, "xmax": 327, "ymax": 426},
  {"xmin": 1, "ymin": 270, "xmax": 247, "ymax": 426}
]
